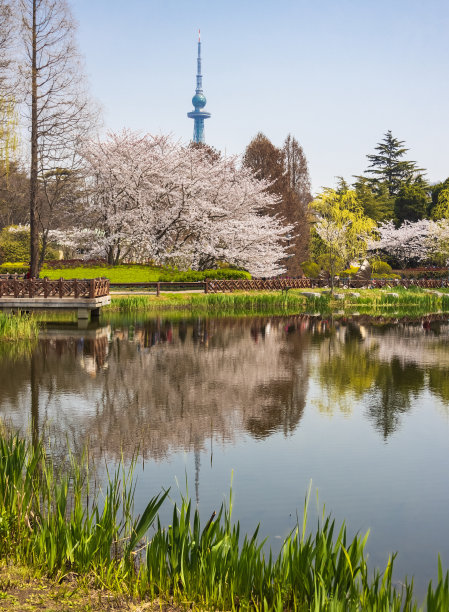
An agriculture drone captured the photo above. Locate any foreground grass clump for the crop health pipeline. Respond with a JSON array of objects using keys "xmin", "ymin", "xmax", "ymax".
[
  {"xmin": 1, "ymin": 432, "xmax": 449, "ymax": 610},
  {"xmin": 0, "ymin": 312, "xmax": 40, "ymax": 341}
]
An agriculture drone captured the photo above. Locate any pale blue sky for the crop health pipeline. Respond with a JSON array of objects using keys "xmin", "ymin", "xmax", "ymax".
[{"xmin": 72, "ymin": 0, "xmax": 449, "ymax": 193}]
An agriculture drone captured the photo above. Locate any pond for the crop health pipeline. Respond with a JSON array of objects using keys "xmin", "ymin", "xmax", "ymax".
[{"xmin": 1, "ymin": 312, "xmax": 449, "ymax": 598}]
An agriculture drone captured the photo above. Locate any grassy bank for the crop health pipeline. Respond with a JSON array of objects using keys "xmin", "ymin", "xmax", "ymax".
[
  {"xmin": 1, "ymin": 432, "xmax": 448, "ymax": 610},
  {"xmin": 105, "ymin": 287, "xmax": 449, "ymax": 318}
]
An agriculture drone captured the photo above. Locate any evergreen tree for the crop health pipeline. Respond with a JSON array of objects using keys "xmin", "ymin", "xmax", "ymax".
[
  {"xmin": 353, "ymin": 177, "xmax": 394, "ymax": 222},
  {"xmin": 429, "ymin": 177, "xmax": 449, "ymax": 218},
  {"xmin": 394, "ymin": 180, "xmax": 429, "ymax": 224},
  {"xmin": 365, "ymin": 130, "xmax": 423, "ymax": 196}
]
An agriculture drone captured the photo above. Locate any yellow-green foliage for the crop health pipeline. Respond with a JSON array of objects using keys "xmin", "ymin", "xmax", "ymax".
[
  {"xmin": 0, "ymin": 262, "xmax": 29, "ymax": 274},
  {"xmin": 0, "ymin": 227, "xmax": 58, "ymax": 264},
  {"xmin": 340, "ymin": 265, "xmax": 360, "ymax": 278},
  {"xmin": 310, "ymin": 189, "xmax": 376, "ymax": 277},
  {"xmin": 0, "ymin": 226, "xmax": 30, "ymax": 263},
  {"xmin": 431, "ymin": 187, "xmax": 449, "ymax": 220},
  {"xmin": 371, "ymin": 260, "xmax": 393, "ymax": 274},
  {"xmin": 300, "ymin": 260, "xmax": 320, "ymax": 278}
]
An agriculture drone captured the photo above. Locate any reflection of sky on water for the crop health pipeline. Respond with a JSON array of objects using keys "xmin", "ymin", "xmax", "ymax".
[{"xmin": 1, "ymin": 314, "xmax": 449, "ymax": 601}]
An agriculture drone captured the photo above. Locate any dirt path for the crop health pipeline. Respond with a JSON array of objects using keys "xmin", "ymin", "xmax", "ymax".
[{"xmin": 0, "ymin": 564, "xmax": 182, "ymax": 612}]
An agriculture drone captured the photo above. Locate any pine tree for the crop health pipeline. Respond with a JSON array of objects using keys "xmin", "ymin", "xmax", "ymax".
[{"xmin": 365, "ymin": 130, "xmax": 423, "ymax": 196}]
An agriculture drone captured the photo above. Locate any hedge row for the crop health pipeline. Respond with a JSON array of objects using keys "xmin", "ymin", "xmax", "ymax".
[{"xmin": 157, "ymin": 268, "xmax": 251, "ymax": 281}]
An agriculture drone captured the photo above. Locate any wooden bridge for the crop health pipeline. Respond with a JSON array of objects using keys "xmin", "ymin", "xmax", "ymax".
[{"xmin": 0, "ymin": 277, "xmax": 110, "ymax": 320}]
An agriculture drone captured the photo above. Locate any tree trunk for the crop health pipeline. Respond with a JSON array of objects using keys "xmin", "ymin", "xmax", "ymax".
[{"xmin": 29, "ymin": 0, "xmax": 39, "ymax": 278}]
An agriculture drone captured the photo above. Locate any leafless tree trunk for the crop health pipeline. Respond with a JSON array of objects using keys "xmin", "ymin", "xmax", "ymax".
[
  {"xmin": 29, "ymin": 0, "xmax": 38, "ymax": 276},
  {"xmin": 19, "ymin": 0, "xmax": 99, "ymax": 276}
]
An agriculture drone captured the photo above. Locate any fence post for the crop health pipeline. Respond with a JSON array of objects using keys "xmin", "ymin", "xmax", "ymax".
[
  {"xmin": 28, "ymin": 278, "xmax": 33, "ymax": 298},
  {"xmin": 74, "ymin": 278, "xmax": 78, "ymax": 298},
  {"xmin": 14, "ymin": 278, "xmax": 18, "ymax": 298},
  {"xmin": 59, "ymin": 278, "xmax": 63, "ymax": 299},
  {"xmin": 89, "ymin": 278, "xmax": 95, "ymax": 298},
  {"xmin": 205, "ymin": 279, "xmax": 208, "ymax": 294},
  {"xmin": 156, "ymin": 282, "xmax": 160, "ymax": 297},
  {"xmin": 44, "ymin": 277, "xmax": 48, "ymax": 298}
]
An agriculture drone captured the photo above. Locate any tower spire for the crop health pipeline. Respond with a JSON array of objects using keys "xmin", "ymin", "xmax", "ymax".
[{"xmin": 187, "ymin": 31, "xmax": 211, "ymax": 143}]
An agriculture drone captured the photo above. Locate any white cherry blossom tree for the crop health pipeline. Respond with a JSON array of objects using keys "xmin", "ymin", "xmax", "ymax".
[
  {"xmin": 74, "ymin": 131, "xmax": 291, "ymax": 276},
  {"xmin": 368, "ymin": 220, "xmax": 435, "ymax": 267}
]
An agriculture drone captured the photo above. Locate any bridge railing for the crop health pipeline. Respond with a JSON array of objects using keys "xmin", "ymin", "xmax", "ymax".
[{"xmin": 0, "ymin": 277, "xmax": 110, "ymax": 299}]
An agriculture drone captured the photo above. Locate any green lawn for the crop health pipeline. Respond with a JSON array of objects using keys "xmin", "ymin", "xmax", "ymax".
[
  {"xmin": 40, "ymin": 264, "xmax": 250, "ymax": 283},
  {"xmin": 42, "ymin": 265, "xmax": 162, "ymax": 282}
]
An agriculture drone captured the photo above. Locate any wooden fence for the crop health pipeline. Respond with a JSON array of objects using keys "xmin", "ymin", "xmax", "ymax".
[
  {"xmin": 204, "ymin": 278, "xmax": 313, "ymax": 292},
  {"xmin": 110, "ymin": 278, "xmax": 449, "ymax": 293},
  {"xmin": 0, "ymin": 278, "xmax": 110, "ymax": 299},
  {"xmin": 2, "ymin": 277, "xmax": 446, "ymax": 299}
]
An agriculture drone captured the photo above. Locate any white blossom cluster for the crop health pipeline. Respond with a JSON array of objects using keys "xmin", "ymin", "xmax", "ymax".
[
  {"xmin": 61, "ymin": 131, "xmax": 292, "ymax": 277},
  {"xmin": 368, "ymin": 220, "xmax": 438, "ymax": 267}
]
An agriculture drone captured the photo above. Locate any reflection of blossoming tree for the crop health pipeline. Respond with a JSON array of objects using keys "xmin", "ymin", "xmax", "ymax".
[{"xmin": 0, "ymin": 318, "xmax": 310, "ymax": 461}]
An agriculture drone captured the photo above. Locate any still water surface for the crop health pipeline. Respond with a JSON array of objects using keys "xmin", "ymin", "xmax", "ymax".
[{"xmin": 1, "ymin": 313, "xmax": 449, "ymax": 597}]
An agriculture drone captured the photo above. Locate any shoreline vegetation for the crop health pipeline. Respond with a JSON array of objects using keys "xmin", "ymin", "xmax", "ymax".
[
  {"xmin": 105, "ymin": 287, "xmax": 449, "ymax": 317},
  {"xmin": 0, "ymin": 312, "xmax": 40, "ymax": 342},
  {"xmin": 0, "ymin": 431, "xmax": 448, "ymax": 611},
  {"xmin": 1, "ymin": 287, "xmax": 449, "ymax": 341}
]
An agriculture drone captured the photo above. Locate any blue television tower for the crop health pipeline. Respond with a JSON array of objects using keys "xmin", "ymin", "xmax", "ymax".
[{"xmin": 187, "ymin": 30, "xmax": 211, "ymax": 143}]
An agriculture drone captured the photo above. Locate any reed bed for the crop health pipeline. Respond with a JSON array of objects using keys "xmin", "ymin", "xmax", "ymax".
[
  {"xmin": 107, "ymin": 294, "xmax": 189, "ymax": 312},
  {"xmin": 108, "ymin": 291, "xmax": 331, "ymax": 316},
  {"xmin": 107, "ymin": 288, "xmax": 449, "ymax": 320},
  {"xmin": 0, "ymin": 312, "xmax": 40, "ymax": 341},
  {"xmin": 1, "ymin": 432, "xmax": 448, "ymax": 610}
]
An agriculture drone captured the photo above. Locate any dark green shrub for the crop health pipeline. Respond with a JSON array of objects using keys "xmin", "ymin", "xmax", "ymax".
[
  {"xmin": 158, "ymin": 268, "xmax": 251, "ymax": 282},
  {"xmin": 371, "ymin": 273, "xmax": 401, "ymax": 280},
  {"xmin": 300, "ymin": 261, "xmax": 320, "ymax": 278},
  {"xmin": 399, "ymin": 268, "xmax": 449, "ymax": 280}
]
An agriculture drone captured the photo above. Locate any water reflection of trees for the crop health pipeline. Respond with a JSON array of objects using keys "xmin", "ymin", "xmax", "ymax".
[
  {"xmin": 315, "ymin": 318, "xmax": 449, "ymax": 439},
  {"xmin": 2, "ymin": 315, "xmax": 449, "ymax": 456},
  {"xmin": 0, "ymin": 317, "xmax": 312, "ymax": 459}
]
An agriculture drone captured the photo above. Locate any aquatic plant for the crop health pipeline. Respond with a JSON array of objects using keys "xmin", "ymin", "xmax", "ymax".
[
  {"xmin": 0, "ymin": 312, "xmax": 40, "ymax": 341},
  {"xmin": 0, "ymin": 432, "xmax": 448, "ymax": 609},
  {"xmin": 107, "ymin": 291, "xmax": 331, "ymax": 316}
]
